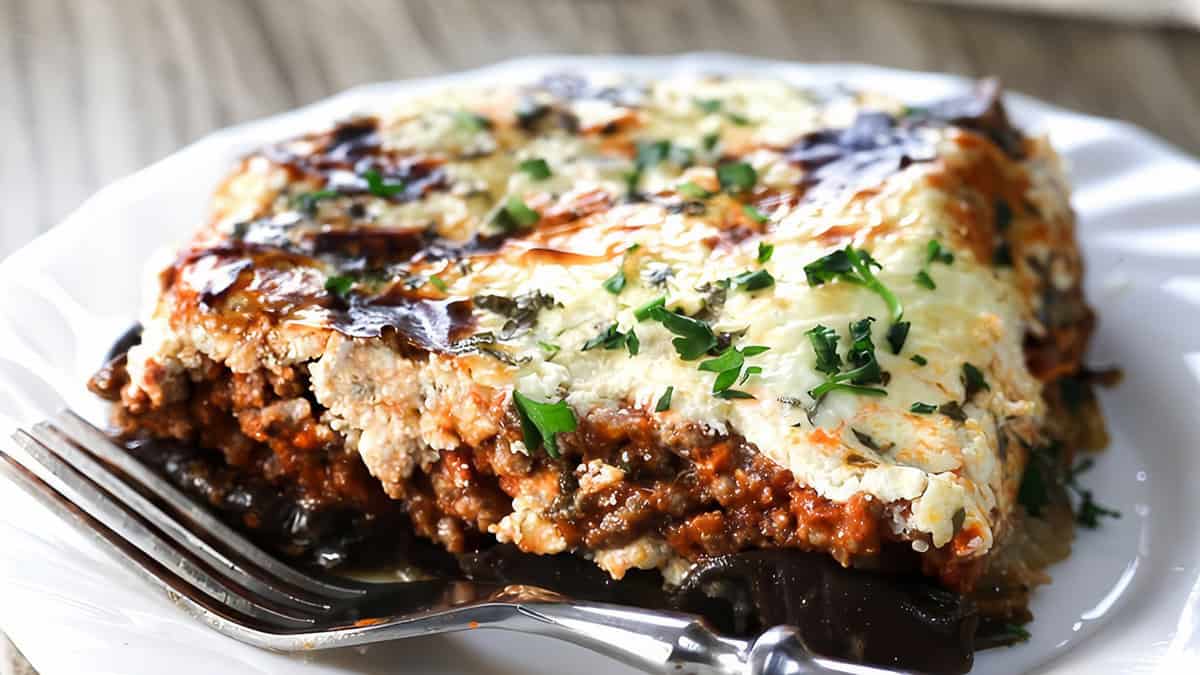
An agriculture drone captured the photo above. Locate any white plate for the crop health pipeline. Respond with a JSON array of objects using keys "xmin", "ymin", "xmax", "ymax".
[{"xmin": 0, "ymin": 53, "xmax": 1197, "ymax": 675}]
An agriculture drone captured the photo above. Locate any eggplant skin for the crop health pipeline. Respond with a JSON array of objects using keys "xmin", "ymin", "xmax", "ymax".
[{"xmin": 673, "ymin": 551, "xmax": 977, "ymax": 675}]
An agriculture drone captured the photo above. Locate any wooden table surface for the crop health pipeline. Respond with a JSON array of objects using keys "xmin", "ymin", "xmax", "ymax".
[{"xmin": 1, "ymin": 0, "xmax": 1199, "ymax": 671}]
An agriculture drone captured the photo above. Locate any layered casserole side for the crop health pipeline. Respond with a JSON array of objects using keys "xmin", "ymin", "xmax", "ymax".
[{"xmin": 91, "ymin": 75, "xmax": 1096, "ymax": 593}]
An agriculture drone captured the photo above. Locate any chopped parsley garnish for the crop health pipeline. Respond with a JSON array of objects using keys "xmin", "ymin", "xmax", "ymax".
[
  {"xmin": 496, "ymin": 195, "xmax": 540, "ymax": 230},
  {"xmin": 755, "ymin": 242, "xmax": 775, "ymax": 264},
  {"xmin": 910, "ymin": 402, "xmax": 937, "ymax": 414},
  {"xmin": 538, "ymin": 341, "xmax": 561, "ymax": 359},
  {"xmin": 804, "ymin": 246, "xmax": 903, "ymax": 324},
  {"xmin": 715, "ymin": 389, "xmax": 755, "ymax": 399},
  {"xmin": 699, "ymin": 345, "xmax": 769, "ymax": 394},
  {"xmin": 746, "ymin": 206, "xmax": 771, "ymax": 226},
  {"xmin": 602, "ymin": 244, "xmax": 640, "ymax": 295},
  {"xmin": 625, "ymin": 330, "xmax": 640, "ymax": 355},
  {"xmin": 362, "ymin": 169, "xmax": 406, "ymax": 198},
  {"xmin": 739, "ymin": 366, "xmax": 763, "ymax": 385},
  {"xmin": 518, "ymin": 158, "xmax": 552, "ymax": 180},
  {"xmin": 678, "ymin": 181, "xmax": 713, "ymax": 200},
  {"xmin": 845, "ymin": 317, "xmax": 884, "ymax": 383},
  {"xmin": 453, "ymin": 110, "xmax": 491, "ymax": 132},
  {"xmin": 938, "ymin": 401, "xmax": 967, "ymax": 422},
  {"xmin": 647, "ymin": 306, "xmax": 717, "ymax": 360},
  {"xmin": 633, "ymin": 296, "xmax": 666, "ymax": 321},
  {"xmin": 726, "ymin": 112, "xmax": 751, "ymax": 126},
  {"xmin": 914, "ymin": 270, "xmax": 936, "ymax": 290},
  {"xmin": 910, "ymin": 354, "xmax": 928, "ymax": 366},
  {"xmin": 428, "ymin": 275, "xmax": 448, "ymax": 292},
  {"xmin": 293, "ymin": 189, "xmax": 339, "ymax": 213},
  {"xmin": 717, "ymin": 162, "xmax": 757, "ymax": 194},
  {"xmin": 732, "ymin": 269, "xmax": 775, "ymax": 292},
  {"xmin": 1020, "ymin": 444, "xmax": 1121, "ymax": 527},
  {"xmin": 581, "ymin": 323, "xmax": 638, "ymax": 355},
  {"xmin": 694, "ymin": 98, "xmax": 723, "ymax": 114},
  {"xmin": 324, "ymin": 275, "xmax": 354, "ymax": 297},
  {"xmin": 962, "ymin": 363, "xmax": 990, "ymax": 399},
  {"xmin": 602, "ymin": 270, "xmax": 627, "ymax": 294},
  {"xmin": 915, "ymin": 240, "xmax": 954, "ymax": 290},
  {"xmin": 886, "ymin": 321, "xmax": 910, "ymax": 355},
  {"xmin": 625, "ymin": 135, "xmax": 685, "ymax": 193},
  {"xmin": 1067, "ymin": 457, "xmax": 1121, "ymax": 528},
  {"xmin": 927, "ymin": 240, "xmax": 954, "ymax": 265},
  {"xmin": 805, "ymin": 325, "xmax": 842, "ymax": 375},
  {"xmin": 1002, "ymin": 623, "xmax": 1031, "ymax": 643},
  {"xmin": 806, "ymin": 319, "xmax": 888, "ymax": 403},
  {"xmin": 1076, "ymin": 490, "xmax": 1121, "ymax": 528},
  {"xmin": 655, "ymin": 386, "xmax": 674, "ymax": 412},
  {"xmin": 701, "ymin": 133, "xmax": 720, "ymax": 153},
  {"xmin": 513, "ymin": 393, "xmax": 577, "ymax": 459},
  {"xmin": 1018, "ymin": 444, "xmax": 1054, "ymax": 517}
]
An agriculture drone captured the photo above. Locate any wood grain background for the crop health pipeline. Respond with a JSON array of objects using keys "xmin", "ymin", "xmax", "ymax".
[
  {"xmin": 1, "ymin": 0, "xmax": 1199, "ymax": 671},
  {"xmin": 2, "ymin": 0, "xmax": 1200, "ymax": 261}
]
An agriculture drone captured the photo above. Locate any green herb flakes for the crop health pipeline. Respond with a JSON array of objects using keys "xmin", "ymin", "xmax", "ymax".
[
  {"xmin": 293, "ymin": 189, "xmax": 339, "ymax": 213},
  {"xmin": 732, "ymin": 269, "xmax": 775, "ymax": 292},
  {"xmin": 324, "ymin": 275, "xmax": 354, "ymax": 297},
  {"xmin": 717, "ymin": 162, "xmax": 757, "ymax": 194},
  {"xmin": 655, "ymin": 386, "xmax": 674, "ymax": 412},
  {"xmin": 633, "ymin": 296, "xmax": 666, "ymax": 322},
  {"xmin": 538, "ymin": 341, "xmax": 561, "ymax": 359},
  {"xmin": 806, "ymin": 319, "xmax": 888, "ymax": 404},
  {"xmin": 647, "ymin": 306, "xmax": 717, "ymax": 360},
  {"xmin": 602, "ymin": 270, "xmax": 627, "ymax": 294},
  {"xmin": 962, "ymin": 363, "xmax": 990, "ymax": 399},
  {"xmin": 745, "ymin": 206, "xmax": 771, "ymax": 226},
  {"xmin": 453, "ymin": 110, "xmax": 491, "ymax": 132},
  {"xmin": 513, "ymin": 393, "xmax": 577, "ymax": 459},
  {"xmin": 886, "ymin": 321, "xmax": 910, "ymax": 355},
  {"xmin": 494, "ymin": 196, "xmax": 541, "ymax": 230},
  {"xmin": 805, "ymin": 325, "xmax": 842, "ymax": 375},
  {"xmin": 910, "ymin": 402, "xmax": 937, "ymax": 414},
  {"xmin": 362, "ymin": 169, "xmax": 405, "ymax": 198},
  {"xmin": 518, "ymin": 158, "xmax": 552, "ymax": 180},
  {"xmin": 756, "ymin": 240, "xmax": 774, "ymax": 261},
  {"xmin": 804, "ymin": 246, "xmax": 903, "ymax": 324},
  {"xmin": 678, "ymin": 181, "xmax": 713, "ymax": 200},
  {"xmin": 915, "ymin": 240, "xmax": 953, "ymax": 289}
]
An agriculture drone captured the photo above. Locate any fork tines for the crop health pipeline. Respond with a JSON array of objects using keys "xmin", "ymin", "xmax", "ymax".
[{"xmin": 0, "ymin": 410, "xmax": 369, "ymax": 640}]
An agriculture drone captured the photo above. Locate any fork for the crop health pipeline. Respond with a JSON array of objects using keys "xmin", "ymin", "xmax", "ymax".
[{"xmin": 0, "ymin": 410, "xmax": 903, "ymax": 675}]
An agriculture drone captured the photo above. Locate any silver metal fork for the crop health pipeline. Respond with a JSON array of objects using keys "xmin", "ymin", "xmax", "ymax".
[{"xmin": 0, "ymin": 410, "xmax": 903, "ymax": 675}]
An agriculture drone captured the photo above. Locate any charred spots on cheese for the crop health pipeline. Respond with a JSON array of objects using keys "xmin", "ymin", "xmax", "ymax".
[
  {"xmin": 786, "ymin": 110, "xmax": 938, "ymax": 199},
  {"xmin": 310, "ymin": 226, "xmax": 432, "ymax": 263},
  {"xmin": 264, "ymin": 115, "xmax": 382, "ymax": 172},
  {"xmin": 326, "ymin": 294, "xmax": 475, "ymax": 354},
  {"xmin": 786, "ymin": 81, "xmax": 1025, "ymax": 200},
  {"xmin": 197, "ymin": 259, "xmax": 253, "ymax": 305},
  {"xmin": 918, "ymin": 78, "xmax": 1025, "ymax": 159},
  {"xmin": 473, "ymin": 290, "xmax": 560, "ymax": 339}
]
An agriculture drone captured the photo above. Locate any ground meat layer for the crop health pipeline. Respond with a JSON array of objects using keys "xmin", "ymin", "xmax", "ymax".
[{"xmin": 92, "ymin": 352, "xmax": 942, "ymax": 586}]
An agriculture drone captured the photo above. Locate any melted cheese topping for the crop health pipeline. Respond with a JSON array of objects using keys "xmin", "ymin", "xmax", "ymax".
[{"xmin": 127, "ymin": 74, "xmax": 1083, "ymax": 570}]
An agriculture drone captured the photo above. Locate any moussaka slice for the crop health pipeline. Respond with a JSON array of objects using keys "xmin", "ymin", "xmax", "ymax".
[{"xmin": 90, "ymin": 74, "xmax": 1101, "ymax": 596}]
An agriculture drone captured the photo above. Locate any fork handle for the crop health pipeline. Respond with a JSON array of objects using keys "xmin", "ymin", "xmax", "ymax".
[{"xmin": 511, "ymin": 601, "xmax": 904, "ymax": 675}]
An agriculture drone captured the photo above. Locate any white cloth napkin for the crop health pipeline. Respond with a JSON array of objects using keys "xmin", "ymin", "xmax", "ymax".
[{"xmin": 920, "ymin": 0, "xmax": 1200, "ymax": 27}]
